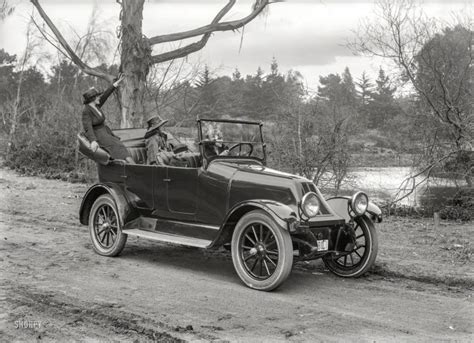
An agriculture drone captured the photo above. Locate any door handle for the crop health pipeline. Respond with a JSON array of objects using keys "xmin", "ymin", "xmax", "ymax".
[{"xmin": 163, "ymin": 178, "xmax": 171, "ymax": 182}]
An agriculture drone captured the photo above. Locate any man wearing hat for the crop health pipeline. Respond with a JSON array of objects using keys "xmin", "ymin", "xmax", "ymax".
[{"xmin": 144, "ymin": 116, "xmax": 172, "ymax": 165}]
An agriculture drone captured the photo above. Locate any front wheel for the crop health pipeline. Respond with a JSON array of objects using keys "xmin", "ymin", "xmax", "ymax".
[
  {"xmin": 323, "ymin": 216, "xmax": 378, "ymax": 277},
  {"xmin": 231, "ymin": 210, "xmax": 293, "ymax": 291},
  {"xmin": 89, "ymin": 194, "xmax": 127, "ymax": 256}
]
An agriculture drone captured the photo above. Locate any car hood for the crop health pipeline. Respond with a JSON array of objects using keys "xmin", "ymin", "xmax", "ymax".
[
  {"xmin": 217, "ymin": 161, "xmax": 307, "ymax": 181},
  {"xmin": 213, "ymin": 160, "xmax": 312, "ymax": 208},
  {"xmin": 209, "ymin": 160, "xmax": 339, "ymax": 222}
]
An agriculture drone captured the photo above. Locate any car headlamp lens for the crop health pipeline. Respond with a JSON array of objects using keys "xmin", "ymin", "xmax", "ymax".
[
  {"xmin": 301, "ymin": 192, "xmax": 320, "ymax": 218},
  {"xmin": 351, "ymin": 192, "xmax": 368, "ymax": 216}
]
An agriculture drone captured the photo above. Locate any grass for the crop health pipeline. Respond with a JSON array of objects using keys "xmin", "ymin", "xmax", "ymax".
[
  {"xmin": 374, "ymin": 216, "xmax": 473, "ymax": 287},
  {"xmin": 297, "ymin": 216, "xmax": 473, "ymax": 288}
]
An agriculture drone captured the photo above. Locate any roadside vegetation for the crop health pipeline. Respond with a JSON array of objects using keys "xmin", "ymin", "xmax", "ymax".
[
  {"xmin": 297, "ymin": 215, "xmax": 473, "ymax": 288},
  {"xmin": 0, "ymin": 0, "xmax": 472, "ymax": 221}
]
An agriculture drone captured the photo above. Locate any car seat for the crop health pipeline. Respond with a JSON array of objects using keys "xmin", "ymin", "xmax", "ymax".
[
  {"xmin": 121, "ymin": 138, "xmax": 147, "ymax": 164},
  {"xmin": 175, "ymin": 152, "xmax": 202, "ymax": 168},
  {"xmin": 127, "ymin": 146, "xmax": 147, "ymax": 164}
]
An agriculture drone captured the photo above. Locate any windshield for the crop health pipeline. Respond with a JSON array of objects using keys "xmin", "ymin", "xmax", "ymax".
[{"xmin": 198, "ymin": 119, "xmax": 265, "ymax": 161}]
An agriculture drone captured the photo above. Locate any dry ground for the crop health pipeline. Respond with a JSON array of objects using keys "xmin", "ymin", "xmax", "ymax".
[{"xmin": 0, "ymin": 167, "xmax": 472, "ymax": 342}]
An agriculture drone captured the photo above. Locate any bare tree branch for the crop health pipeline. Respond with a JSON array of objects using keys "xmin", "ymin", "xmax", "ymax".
[
  {"xmin": 391, "ymin": 151, "xmax": 457, "ymax": 204},
  {"xmin": 31, "ymin": 18, "xmax": 71, "ymax": 61},
  {"xmin": 0, "ymin": 0, "xmax": 14, "ymax": 19},
  {"xmin": 150, "ymin": 0, "xmax": 270, "ymax": 64},
  {"xmin": 350, "ymin": 0, "xmax": 473, "ymax": 153},
  {"xmin": 148, "ymin": 0, "xmax": 271, "ymax": 46},
  {"xmin": 30, "ymin": 0, "xmax": 114, "ymax": 82}
]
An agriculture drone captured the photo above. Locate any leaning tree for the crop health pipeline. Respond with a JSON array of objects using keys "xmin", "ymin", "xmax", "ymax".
[{"xmin": 30, "ymin": 0, "xmax": 276, "ymax": 127}]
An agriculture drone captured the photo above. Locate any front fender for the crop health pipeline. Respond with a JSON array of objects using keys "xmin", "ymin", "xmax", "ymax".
[
  {"xmin": 367, "ymin": 201, "xmax": 383, "ymax": 223},
  {"xmin": 210, "ymin": 200, "xmax": 298, "ymax": 247},
  {"xmin": 326, "ymin": 196, "xmax": 382, "ymax": 223},
  {"xmin": 79, "ymin": 183, "xmax": 135, "ymax": 226},
  {"xmin": 231, "ymin": 200, "xmax": 299, "ymax": 230}
]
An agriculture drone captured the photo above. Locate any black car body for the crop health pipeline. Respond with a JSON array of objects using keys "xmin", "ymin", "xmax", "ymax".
[{"xmin": 79, "ymin": 119, "xmax": 381, "ymax": 291}]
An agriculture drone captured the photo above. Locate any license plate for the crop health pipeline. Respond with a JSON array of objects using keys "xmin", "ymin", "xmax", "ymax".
[{"xmin": 317, "ymin": 239, "xmax": 328, "ymax": 251}]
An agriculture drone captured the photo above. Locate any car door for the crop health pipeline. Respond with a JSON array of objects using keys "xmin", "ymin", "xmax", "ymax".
[
  {"xmin": 166, "ymin": 166, "xmax": 199, "ymax": 219},
  {"xmin": 152, "ymin": 165, "xmax": 168, "ymax": 216},
  {"xmin": 195, "ymin": 161, "xmax": 235, "ymax": 226},
  {"xmin": 124, "ymin": 164, "xmax": 154, "ymax": 209}
]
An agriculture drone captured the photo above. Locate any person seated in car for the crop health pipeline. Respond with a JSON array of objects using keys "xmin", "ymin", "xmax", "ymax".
[
  {"xmin": 81, "ymin": 74, "xmax": 135, "ymax": 164},
  {"xmin": 144, "ymin": 116, "xmax": 173, "ymax": 165},
  {"xmin": 203, "ymin": 123, "xmax": 229, "ymax": 157},
  {"xmin": 145, "ymin": 116, "xmax": 201, "ymax": 167}
]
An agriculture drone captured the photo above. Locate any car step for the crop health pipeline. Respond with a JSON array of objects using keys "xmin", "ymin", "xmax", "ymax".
[{"xmin": 122, "ymin": 229, "xmax": 212, "ymax": 248}]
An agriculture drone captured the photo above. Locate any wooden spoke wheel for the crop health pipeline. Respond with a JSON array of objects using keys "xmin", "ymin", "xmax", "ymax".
[
  {"xmin": 231, "ymin": 210, "xmax": 293, "ymax": 291},
  {"xmin": 89, "ymin": 194, "xmax": 127, "ymax": 257},
  {"xmin": 323, "ymin": 217, "xmax": 378, "ymax": 277}
]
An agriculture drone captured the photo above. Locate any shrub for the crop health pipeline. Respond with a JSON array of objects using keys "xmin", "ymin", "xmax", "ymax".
[
  {"xmin": 383, "ymin": 188, "xmax": 473, "ymax": 221},
  {"xmin": 439, "ymin": 188, "xmax": 474, "ymax": 221},
  {"xmin": 439, "ymin": 206, "xmax": 472, "ymax": 221}
]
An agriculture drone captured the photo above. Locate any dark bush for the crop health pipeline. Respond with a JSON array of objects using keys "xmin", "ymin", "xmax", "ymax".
[
  {"xmin": 383, "ymin": 188, "xmax": 473, "ymax": 221},
  {"xmin": 439, "ymin": 188, "xmax": 474, "ymax": 221},
  {"xmin": 439, "ymin": 206, "xmax": 472, "ymax": 221},
  {"xmin": 382, "ymin": 204, "xmax": 432, "ymax": 218},
  {"xmin": 5, "ymin": 107, "xmax": 79, "ymax": 174},
  {"xmin": 431, "ymin": 150, "xmax": 474, "ymax": 180}
]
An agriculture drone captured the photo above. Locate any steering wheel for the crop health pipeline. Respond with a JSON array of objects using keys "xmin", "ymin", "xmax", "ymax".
[{"xmin": 227, "ymin": 142, "xmax": 254, "ymax": 157}]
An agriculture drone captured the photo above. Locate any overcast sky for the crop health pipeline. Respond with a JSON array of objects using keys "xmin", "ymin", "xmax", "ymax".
[{"xmin": 0, "ymin": 0, "xmax": 470, "ymax": 90}]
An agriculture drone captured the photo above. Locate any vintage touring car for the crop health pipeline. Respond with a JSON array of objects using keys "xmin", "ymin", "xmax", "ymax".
[{"xmin": 78, "ymin": 118, "xmax": 382, "ymax": 291}]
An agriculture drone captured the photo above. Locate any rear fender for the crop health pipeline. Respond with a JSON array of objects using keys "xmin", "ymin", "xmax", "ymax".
[
  {"xmin": 326, "ymin": 196, "xmax": 382, "ymax": 223},
  {"xmin": 79, "ymin": 183, "xmax": 135, "ymax": 226},
  {"xmin": 211, "ymin": 200, "xmax": 298, "ymax": 247}
]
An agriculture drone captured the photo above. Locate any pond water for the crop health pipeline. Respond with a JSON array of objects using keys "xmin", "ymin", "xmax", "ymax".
[{"xmin": 346, "ymin": 167, "xmax": 466, "ymax": 207}]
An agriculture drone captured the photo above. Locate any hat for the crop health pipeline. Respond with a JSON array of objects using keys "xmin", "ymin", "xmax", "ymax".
[
  {"xmin": 146, "ymin": 116, "xmax": 168, "ymax": 132},
  {"xmin": 82, "ymin": 87, "xmax": 103, "ymax": 104}
]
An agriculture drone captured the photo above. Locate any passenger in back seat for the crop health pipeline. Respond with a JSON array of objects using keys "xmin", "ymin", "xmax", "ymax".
[
  {"xmin": 144, "ymin": 116, "xmax": 170, "ymax": 165},
  {"xmin": 145, "ymin": 116, "xmax": 201, "ymax": 167}
]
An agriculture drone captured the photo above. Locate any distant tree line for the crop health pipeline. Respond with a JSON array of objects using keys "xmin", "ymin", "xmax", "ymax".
[
  {"xmin": 0, "ymin": 47, "xmax": 429, "ymax": 192},
  {"xmin": 0, "ymin": 3, "xmax": 472, "ymax": 205}
]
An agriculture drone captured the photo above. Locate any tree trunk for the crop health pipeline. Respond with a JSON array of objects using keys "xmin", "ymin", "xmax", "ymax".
[
  {"xmin": 119, "ymin": 0, "xmax": 151, "ymax": 128},
  {"xmin": 31, "ymin": 0, "xmax": 271, "ymax": 128},
  {"xmin": 6, "ymin": 66, "xmax": 24, "ymax": 157},
  {"xmin": 466, "ymin": 174, "xmax": 472, "ymax": 188}
]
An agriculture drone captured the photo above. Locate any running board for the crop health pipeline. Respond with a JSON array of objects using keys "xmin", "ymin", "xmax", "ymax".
[{"xmin": 122, "ymin": 229, "xmax": 212, "ymax": 248}]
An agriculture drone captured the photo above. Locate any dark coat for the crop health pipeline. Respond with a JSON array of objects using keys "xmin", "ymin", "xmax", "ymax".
[
  {"xmin": 81, "ymin": 85, "xmax": 131, "ymax": 160},
  {"xmin": 145, "ymin": 131, "xmax": 168, "ymax": 165}
]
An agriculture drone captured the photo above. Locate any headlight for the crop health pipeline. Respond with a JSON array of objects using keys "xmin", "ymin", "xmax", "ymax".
[
  {"xmin": 301, "ymin": 192, "xmax": 320, "ymax": 218},
  {"xmin": 351, "ymin": 192, "xmax": 368, "ymax": 216}
]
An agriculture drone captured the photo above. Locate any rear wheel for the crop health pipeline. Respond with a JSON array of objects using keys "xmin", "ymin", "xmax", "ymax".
[
  {"xmin": 89, "ymin": 194, "xmax": 127, "ymax": 256},
  {"xmin": 231, "ymin": 210, "xmax": 293, "ymax": 291},
  {"xmin": 323, "ymin": 216, "xmax": 378, "ymax": 277}
]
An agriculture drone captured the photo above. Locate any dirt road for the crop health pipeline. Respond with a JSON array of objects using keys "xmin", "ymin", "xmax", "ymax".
[{"xmin": 0, "ymin": 168, "xmax": 472, "ymax": 342}]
